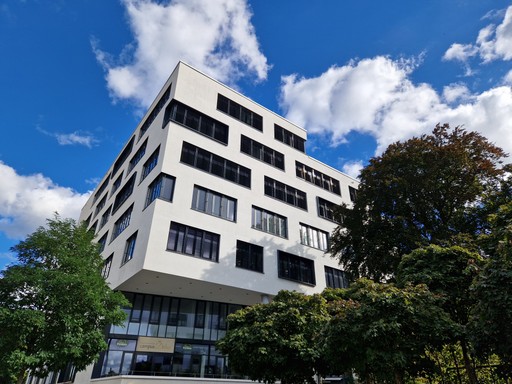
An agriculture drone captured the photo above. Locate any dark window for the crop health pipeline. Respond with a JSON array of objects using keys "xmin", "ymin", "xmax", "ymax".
[
  {"xmin": 180, "ymin": 142, "xmax": 251, "ymax": 188},
  {"xmin": 296, "ymin": 161, "xmax": 341, "ymax": 195},
  {"xmin": 102, "ymin": 254, "xmax": 113, "ymax": 278},
  {"xmin": 325, "ymin": 266, "xmax": 348, "ymax": 288},
  {"xmin": 141, "ymin": 147, "xmax": 160, "ymax": 181},
  {"xmin": 123, "ymin": 231, "xmax": 137, "ymax": 264},
  {"xmin": 278, "ymin": 251, "xmax": 315, "ymax": 285},
  {"xmin": 164, "ymin": 100, "xmax": 229, "ymax": 144},
  {"xmin": 299, "ymin": 223, "xmax": 329, "ymax": 251},
  {"xmin": 349, "ymin": 186, "xmax": 358, "ymax": 203},
  {"xmin": 93, "ymin": 175, "xmax": 111, "ymax": 203},
  {"xmin": 112, "ymin": 205, "xmax": 133, "ymax": 241},
  {"xmin": 251, "ymin": 206, "xmax": 287, "ymax": 238},
  {"xmin": 264, "ymin": 176, "xmax": 307, "ymax": 210},
  {"xmin": 217, "ymin": 94, "xmax": 262, "ymax": 131},
  {"xmin": 192, "ymin": 186, "xmax": 236, "ymax": 221},
  {"xmin": 111, "ymin": 173, "xmax": 123, "ymax": 197},
  {"xmin": 128, "ymin": 139, "xmax": 147, "ymax": 173},
  {"xmin": 240, "ymin": 135, "xmax": 284, "ymax": 170},
  {"xmin": 236, "ymin": 240, "xmax": 263, "ymax": 272},
  {"xmin": 113, "ymin": 174, "xmax": 136, "ymax": 213},
  {"xmin": 94, "ymin": 194, "xmax": 107, "ymax": 218},
  {"xmin": 317, "ymin": 197, "xmax": 342, "ymax": 223},
  {"xmin": 167, "ymin": 222, "xmax": 220, "ymax": 262},
  {"xmin": 274, "ymin": 124, "xmax": 305, "ymax": 152},
  {"xmin": 145, "ymin": 173, "xmax": 176, "ymax": 207},
  {"xmin": 97, "ymin": 232, "xmax": 108, "ymax": 253},
  {"xmin": 139, "ymin": 83, "xmax": 171, "ymax": 139},
  {"xmin": 112, "ymin": 136, "xmax": 135, "ymax": 177},
  {"xmin": 99, "ymin": 205, "xmax": 112, "ymax": 230},
  {"xmin": 89, "ymin": 220, "xmax": 98, "ymax": 234}
]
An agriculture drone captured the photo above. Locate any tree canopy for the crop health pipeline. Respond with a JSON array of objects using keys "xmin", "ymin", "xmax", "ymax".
[
  {"xmin": 322, "ymin": 280, "xmax": 453, "ymax": 384},
  {"xmin": 330, "ymin": 124, "xmax": 507, "ymax": 280},
  {"xmin": 216, "ymin": 290, "xmax": 331, "ymax": 384},
  {"xmin": 0, "ymin": 216, "xmax": 128, "ymax": 384}
]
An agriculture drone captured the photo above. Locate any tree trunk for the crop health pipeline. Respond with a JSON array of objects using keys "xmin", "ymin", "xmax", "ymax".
[
  {"xmin": 460, "ymin": 340, "xmax": 478, "ymax": 384},
  {"xmin": 16, "ymin": 370, "xmax": 26, "ymax": 384},
  {"xmin": 394, "ymin": 370, "xmax": 404, "ymax": 384}
]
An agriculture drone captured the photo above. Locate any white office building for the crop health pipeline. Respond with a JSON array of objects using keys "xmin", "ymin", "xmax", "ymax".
[{"xmin": 73, "ymin": 61, "xmax": 358, "ymax": 383}]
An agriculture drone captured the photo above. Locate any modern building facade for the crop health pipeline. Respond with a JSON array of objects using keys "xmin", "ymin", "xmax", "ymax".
[{"xmin": 73, "ymin": 62, "xmax": 358, "ymax": 383}]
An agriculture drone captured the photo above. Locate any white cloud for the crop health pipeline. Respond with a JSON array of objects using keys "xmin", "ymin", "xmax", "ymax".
[
  {"xmin": 37, "ymin": 127, "xmax": 98, "ymax": 148},
  {"xmin": 0, "ymin": 162, "xmax": 91, "ymax": 240},
  {"xmin": 341, "ymin": 160, "xmax": 363, "ymax": 180},
  {"xmin": 55, "ymin": 132, "xmax": 98, "ymax": 148},
  {"xmin": 279, "ymin": 56, "xmax": 512, "ymax": 159},
  {"xmin": 442, "ymin": 83, "xmax": 470, "ymax": 104},
  {"xmin": 504, "ymin": 69, "xmax": 512, "ymax": 85},
  {"xmin": 444, "ymin": 5, "xmax": 512, "ymax": 63},
  {"xmin": 94, "ymin": 0, "xmax": 269, "ymax": 107}
]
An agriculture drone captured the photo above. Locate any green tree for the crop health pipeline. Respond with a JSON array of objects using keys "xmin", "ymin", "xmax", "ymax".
[
  {"xmin": 329, "ymin": 124, "xmax": 506, "ymax": 281},
  {"xmin": 0, "ymin": 216, "xmax": 129, "ymax": 384},
  {"xmin": 397, "ymin": 245, "xmax": 484, "ymax": 384},
  {"xmin": 217, "ymin": 290, "xmax": 331, "ymax": 384},
  {"xmin": 322, "ymin": 279, "xmax": 453, "ymax": 384},
  {"xmin": 470, "ymin": 200, "xmax": 512, "ymax": 378}
]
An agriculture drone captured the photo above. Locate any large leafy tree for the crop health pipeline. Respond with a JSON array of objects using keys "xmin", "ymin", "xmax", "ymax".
[
  {"xmin": 330, "ymin": 124, "xmax": 506, "ymax": 280},
  {"xmin": 470, "ymin": 200, "xmax": 512, "ymax": 377},
  {"xmin": 322, "ymin": 279, "xmax": 453, "ymax": 384},
  {"xmin": 0, "ymin": 216, "xmax": 129, "ymax": 384},
  {"xmin": 216, "ymin": 290, "xmax": 331, "ymax": 384},
  {"xmin": 397, "ymin": 245, "xmax": 484, "ymax": 384}
]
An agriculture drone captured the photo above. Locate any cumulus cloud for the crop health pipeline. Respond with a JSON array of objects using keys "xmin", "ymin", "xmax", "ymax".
[
  {"xmin": 341, "ymin": 160, "xmax": 364, "ymax": 179},
  {"xmin": 94, "ymin": 0, "xmax": 269, "ymax": 107},
  {"xmin": 0, "ymin": 162, "xmax": 91, "ymax": 239},
  {"xmin": 443, "ymin": 5, "xmax": 512, "ymax": 63},
  {"xmin": 279, "ymin": 56, "xmax": 512, "ymax": 157},
  {"xmin": 37, "ymin": 127, "xmax": 98, "ymax": 148}
]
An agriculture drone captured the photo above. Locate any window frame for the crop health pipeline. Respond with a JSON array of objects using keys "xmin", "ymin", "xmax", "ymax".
[
  {"xmin": 277, "ymin": 250, "xmax": 316, "ymax": 286},
  {"xmin": 251, "ymin": 206, "xmax": 288, "ymax": 238},
  {"xmin": 166, "ymin": 222, "xmax": 220, "ymax": 262},
  {"xmin": 191, "ymin": 185, "xmax": 237, "ymax": 222},
  {"xmin": 235, "ymin": 240, "xmax": 263, "ymax": 273}
]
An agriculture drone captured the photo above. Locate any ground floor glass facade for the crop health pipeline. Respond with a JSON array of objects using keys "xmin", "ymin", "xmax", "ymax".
[{"xmin": 92, "ymin": 292, "xmax": 243, "ymax": 378}]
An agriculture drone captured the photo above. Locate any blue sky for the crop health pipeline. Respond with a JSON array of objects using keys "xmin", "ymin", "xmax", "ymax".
[{"xmin": 1, "ymin": 0, "xmax": 512, "ymax": 270}]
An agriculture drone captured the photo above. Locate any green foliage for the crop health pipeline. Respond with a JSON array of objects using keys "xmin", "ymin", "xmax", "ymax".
[
  {"xmin": 322, "ymin": 280, "xmax": 453, "ymax": 383},
  {"xmin": 330, "ymin": 124, "xmax": 506, "ymax": 280},
  {"xmin": 470, "ymin": 201, "xmax": 512, "ymax": 376},
  {"xmin": 217, "ymin": 290, "xmax": 330, "ymax": 384},
  {"xmin": 0, "ymin": 215, "xmax": 129, "ymax": 383}
]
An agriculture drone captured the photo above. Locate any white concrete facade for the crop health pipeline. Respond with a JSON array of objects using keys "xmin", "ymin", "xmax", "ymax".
[{"xmin": 73, "ymin": 62, "xmax": 358, "ymax": 383}]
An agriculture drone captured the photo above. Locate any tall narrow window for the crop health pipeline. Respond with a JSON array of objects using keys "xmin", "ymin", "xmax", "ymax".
[
  {"xmin": 139, "ymin": 82, "xmax": 171, "ymax": 139},
  {"xmin": 299, "ymin": 223, "xmax": 329, "ymax": 251},
  {"xmin": 112, "ymin": 174, "xmax": 136, "ymax": 213},
  {"xmin": 123, "ymin": 232, "xmax": 138, "ymax": 264},
  {"xmin": 141, "ymin": 147, "xmax": 160, "ymax": 181},
  {"xmin": 112, "ymin": 205, "xmax": 133, "ymax": 241},
  {"xmin": 349, "ymin": 186, "xmax": 358, "ymax": 203},
  {"xmin": 236, "ymin": 240, "xmax": 263, "ymax": 272},
  {"xmin": 277, "ymin": 251, "xmax": 315, "ymax": 285},
  {"xmin": 145, "ymin": 173, "xmax": 176, "ymax": 207},
  {"xmin": 100, "ymin": 205, "xmax": 112, "ymax": 229},
  {"xmin": 112, "ymin": 136, "xmax": 135, "ymax": 176},
  {"xmin": 251, "ymin": 206, "xmax": 287, "ymax": 238},
  {"xmin": 102, "ymin": 254, "xmax": 113, "ymax": 278},
  {"xmin": 167, "ymin": 222, "xmax": 220, "ymax": 262},
  {"xmin": 325, "ymin": 266, "xmax": 348, "ymax": 288},
  {"xmin": 192, "ymin": 186, "xmax": 236, "ymax": 221},
  {"xmin": 97, "ymin": 232, "xmax": 108, "ymax": 253},
  {"xmin": 128, "ymin": 139, "xmax": 147, "ymax": 173}
]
